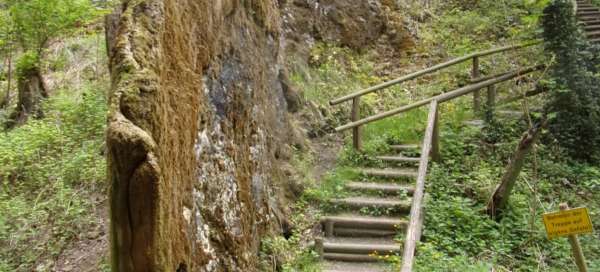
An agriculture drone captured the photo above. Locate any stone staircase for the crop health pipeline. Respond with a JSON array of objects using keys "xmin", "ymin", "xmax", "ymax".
[
  {"xmin": 577, "ymin": 0, "xmax": 600, "ymax": 43},
  {"xmin": 319, "ymin": 144, "xmax": 421, "ymax": 272}
]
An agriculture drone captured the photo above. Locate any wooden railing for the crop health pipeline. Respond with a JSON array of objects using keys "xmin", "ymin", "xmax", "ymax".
[
  {"xmin": 329, "ymin": 42, "xmax": 541, "ymax": 150},
  {"xmin": 401, "ymin": 100, "xmax": 438, "ymax": 272}
]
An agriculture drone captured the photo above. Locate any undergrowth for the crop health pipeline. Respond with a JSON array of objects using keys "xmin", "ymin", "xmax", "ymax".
[
  {"xmin": 416, "ymin": 118, "xmax": 600, "ymax": 271},
  {"xmin": 0, "ymin": 33, "xmax": 108, "ymax": 271},
  {"xmin": 0, "ymin": 84, "xmax": 107, "ymax": 271}
]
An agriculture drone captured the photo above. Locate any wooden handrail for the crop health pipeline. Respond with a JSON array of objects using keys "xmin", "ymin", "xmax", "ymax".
[
  {"xmin": 498, "ymin": 86, "xmax": 548, "ymax": 106},
  {"xmin": 328, "ymin": 41, "xmax": 541, "ymax": 106},
  {"xmin": 335, "ymin": 65, "xmax": 545, "ymax": 131},
  {"xmin": 400, "ymin": 100, "xmax": 438, "ymax": 272}
]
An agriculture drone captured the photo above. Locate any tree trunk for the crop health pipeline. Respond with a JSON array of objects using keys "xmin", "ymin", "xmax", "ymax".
[
  {"xmin": 486, "ymin": 118, "xmax": 547, "ymax": 218},
  {"xmin": 5, "ymin": 66, "xmax": 48, "ymax": 129},
  {"xmin": 0, "ymin": 54, "xmax": 12, "ymax": 108}
]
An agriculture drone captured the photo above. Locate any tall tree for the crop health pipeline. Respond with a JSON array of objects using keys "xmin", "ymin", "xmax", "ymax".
[{"xmin": 3, "ymin": 0, "xmax": 96, "ymax": 128}]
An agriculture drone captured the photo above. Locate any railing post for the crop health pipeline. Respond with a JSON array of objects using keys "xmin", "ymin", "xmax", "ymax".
[
  {"xmin": 352, "ymin": 97, "xmax": 362, "ymax": 151},
  {"xmin": 472, "ymin": 56, "xmax": 481, "ymax": 113},
  {"xmin": 486, "ymin": 85, "xmax": 496, "ymax": 109},
  {"xmin": 315, "ymin": 237, "xmax": 324, "ymax": 260},
  {"xmin": 432, "ymin": 105, "xmax": 441, "ymax": 162}
]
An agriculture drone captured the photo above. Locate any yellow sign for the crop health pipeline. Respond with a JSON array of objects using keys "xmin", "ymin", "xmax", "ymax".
[{"xmin": 543, "ymin": 207, "xmax": 594, "ymax": 239}]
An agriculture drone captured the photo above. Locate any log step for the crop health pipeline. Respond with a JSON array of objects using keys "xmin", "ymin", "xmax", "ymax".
[
  {"xmin": 584, "ymin": 24, "xmax": 600, "ymax": 31},
  {"xmin": 581, "ymin": 20, "xmax": 600, "ymax": 26},
  {"xmin": 330, "ymin": 197, "xmax": 411, "ymax": 213},
  {"xmin": 323, "ymin": 253, "xmax": 379, "ymax": 263},
  {"xmin": 322, "ymin": 261, "xmax": 387, "ymax": 272},
  {"xmin": 334, "ymin": 227, "xmax": 397, "ymax": 238},
  {"xmin": 323, "ymin": 237, "xmax": 401, "ymax": 255},
  {"xmin": 390, "ymin": 144, "xmax": 419, "ymax": 151},
  {"xmin": 346, "ymin": 181, "xmax": 415, "ymax": 196},
  {"xmin": 376, "ymin": 155, "xmax": 420, "ymax": 163},
  {"xmin": 497, "ymin": 110, "xmax": 524, "ymax": 118},
  {"xmin": 359, "ymin": 168, "xmax": 418, "ymax": 179},
  {"xmin": 590, "ymin": 37, "xmax": 600, "ymax": 43},
  {"xmin": 463, "ymin": 119, "xmax": 484, "ymax": 127},
  {"xmin": 578, "ymin": 11, "xmax": 600, "ymax": 16},
  {"xmin": 321, "ymin": 214, "xmax": 407, "ymax": 230},
  {"xmin": 586, "ymin": 30, "xmax": 600, "ymax": 37}
]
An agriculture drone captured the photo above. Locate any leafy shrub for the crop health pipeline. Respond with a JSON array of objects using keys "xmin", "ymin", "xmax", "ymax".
[{"xmin": 542, "ymin": 0, "xmax": 600, "ymax": 162}]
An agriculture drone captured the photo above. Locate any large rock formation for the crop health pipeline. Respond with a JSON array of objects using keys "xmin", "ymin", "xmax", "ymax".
[
  {"xmin": 106, "ymin": 1, "xmax": 412, "ymax": 271},
  {"xmin": 106, "ymin": 1, "xmax": 301, "ymax": 271}
]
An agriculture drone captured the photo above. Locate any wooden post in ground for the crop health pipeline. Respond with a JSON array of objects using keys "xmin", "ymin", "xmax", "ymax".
[
  {"xmin": 560, "ymin": 203, "xmax": 589, "ymax": 272},
  {"xmin": 352, "ymin": 97, "xmax": 362, "ymax": 151},
  {"xmin": 485, "ymin": 85, "xmax": 497, "ymax": 121},
  {"xmin": 486, "ymin": 85, "xmax": 496, "ymax": 110},
  {"xmin": 324, "ymin": 220, "xmax": 334, "ymax": 237},
  {"xmin": 431, "ymin": 106, "xmax": 441, "ymax": 162},
  {"xmin": 315, "ymin": 237, "xmax": 324, "ymax": 260},
  {"xmin": 472, "ymin": 56, "xmax": 481, "ymax": 113}
]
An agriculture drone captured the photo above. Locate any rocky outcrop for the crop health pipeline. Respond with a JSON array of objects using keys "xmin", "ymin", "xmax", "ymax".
[
  {"xmin": 106, "ymin": 0, "xmax": 414, "ymax": 271},
  {"xmin": 106, "ymin": 1, "xmax": 302, "ymax": 271},
  {"xmin": 280, "ymin": 0, "xmax": 414, "ymax": 54}
]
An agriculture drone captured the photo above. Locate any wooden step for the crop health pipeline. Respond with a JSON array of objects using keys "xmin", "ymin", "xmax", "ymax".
[
  {"xmin": 376, "ymin": 155, "xmax": 420, "ymax": 163},
  {"xmin": 578, "ymin": 11, "xmax": 600, "ymax": 16},
  {"xmin": 321, "ymin": 214, "xmax": 407, "ymax": 230},
  {"xmin": 584, "ymin": 24, "xmax": 600, "ymax": 31},
  {"xmin": 390, "ymin": 144, "xmax": 419, "ymax": 151},
  {"xmin": 323, "ymin": 237, "xmax": 401, "ymax": 255},
  {"xmin": 590, "ymin": 37, "xmax": 600, "ymax": 43},
  {"xmin": 581, "ymin": 19, "xmax": 600, "ymax": 25},
  {"xmin": 346, "ymin": 181, "xmax": 415, "ymax": 196},
  {"xmin": 322, "ymin": 261, "xmax": 387, "ymax": 272},
  {"xmin": 463, "ymin": 119, "xmax": 484, "ymax": 127},
  {"xmin": 579, "ymin": 7, "xmax": 599, "ymax": 12},
  {"xmin": 497, "ymin": 110, "xmax": 524, "ymax": 118},
  {"xmin": 330, "ymin": 197, "xmax": 412, "ymax": 212},
  {"xmin": 586, "ymin": 30, "xmax": 600, "ymax": 38},
  {"xmin": 579, "ymin": 16, "xmax": 600, "ymax": 21},
  {"xmin": 333, "ymin": 228, "xmax": 397, "ymax": 238},
  {"xmin": 323, "ymin": 253, "xmax": 379, "ymax": 263},
  {"xmin": 359, "ymin": 168, "xmax": 418, "ymax": 179}
]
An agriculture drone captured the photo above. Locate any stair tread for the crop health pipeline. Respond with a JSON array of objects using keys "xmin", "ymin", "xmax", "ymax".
[
  {"xmin": 376, "ymin": 155, "xmax": 420, "ymax": 162},
  {"xmin": 346, "ymin": 181, "xmax": 415, "ymax": 193},
  {"xmin": 331, "ymin": 196, "xmax": 411, "ymax": 207},
  {"xmin": 324, "ymin": 237, "xmax": 399, "ymax": 248},
  {"xmin": 389, "ymin": 144, "xmax": 419, "ymax": 150},
  {"xmin": 322, "ymin": 261, "xmax": 388, "ymax": 272},
  {"xmin": 359, "ymin": 168, "xmax": 418, "ymax": 178},
  {"xmin": 463, "ymin": 119, "xmax": 485, "ymax": 127},
  {"xmin": 322, "ymin": 213, "xmax": 406, "ymax": 225}
]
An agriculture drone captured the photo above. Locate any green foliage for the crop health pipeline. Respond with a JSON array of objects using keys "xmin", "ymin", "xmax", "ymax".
[
  {"xmin": 0, "ymin": 83, "xmax": 107, "ymax": 270},
  {"xmin": 5, "ymin": 0, "xmax": 98, "ymax": 52},
  {"xmin": 542, "ymin": 0, "xmax": 600, "ymax": 162},
  {"xmin": 259, "ymin": 200, "xmax": 321, "ymax": 272},
  {"xmin": 15, "ymin": 50, "xmax": 39, "ymax": 77},
  {"xmin": 422, "ymin": 1, "xmax": 546, "ymax": 55},
  {"xmin": 418, "ymin": 119, "xmax": 600, "ymax": 271}
]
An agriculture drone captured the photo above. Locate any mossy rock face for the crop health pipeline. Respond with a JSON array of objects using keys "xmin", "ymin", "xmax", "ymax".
[{"xmin": 106, "ymin": 0, "xmax": 302, "ymax": 271}]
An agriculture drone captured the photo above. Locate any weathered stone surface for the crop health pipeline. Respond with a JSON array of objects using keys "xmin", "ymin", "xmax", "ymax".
[{"xmin": 106, "ymin": 0, "xmax": 301, "ymax": 271}]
